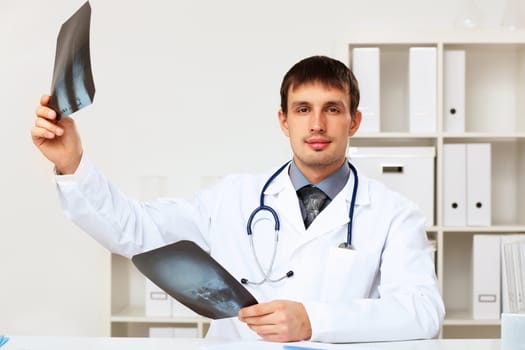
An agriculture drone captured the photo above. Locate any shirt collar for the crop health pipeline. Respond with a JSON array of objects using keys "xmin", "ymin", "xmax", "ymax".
[{"xmin": 289, "ymin": 159, "xmax": 350, "ymax": 200}]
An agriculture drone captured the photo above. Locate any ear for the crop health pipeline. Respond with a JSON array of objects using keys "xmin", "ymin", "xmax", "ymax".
[
  {"xmin": 348, "ymin": 110, "xmax": 362, "ymax": 137},
  {"xmin": 278, "ymin": 109, "xmax": 290, "ymax": 137}
]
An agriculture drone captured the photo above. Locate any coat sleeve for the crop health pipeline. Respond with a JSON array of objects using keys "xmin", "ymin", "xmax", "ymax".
[
  {"xmin": 54, "ymin": 155, "xmax": 213, "ymax": 258},
  {"xmin": 303, "ymin": 200, "xmax": 445, "ymax": 343}
]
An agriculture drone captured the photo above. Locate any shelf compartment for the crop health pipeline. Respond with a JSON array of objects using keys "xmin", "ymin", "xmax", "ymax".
[
  {"xmin": 444, "ymin": 43, "xmax": 525, "ymax": 134},
  {"xmin": 349, "ymin": 43, "xmax": 437, "ymax": 133},
  {"xmin": 442, "ymin": 230, "xmax": 524, "ymax": 331},
  {"xmin": 442, "ymin": 139, "xmax": 525, "ymax": 226}
]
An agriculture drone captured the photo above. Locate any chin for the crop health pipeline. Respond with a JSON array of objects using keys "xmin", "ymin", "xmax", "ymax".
[{"xmin": 299, "ymin": 155, "xmax": 341, "ymax": 169}]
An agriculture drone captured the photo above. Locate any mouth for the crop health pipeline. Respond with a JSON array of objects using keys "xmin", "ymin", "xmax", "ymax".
[{"xmin": 306, "ymin": 138, "xmax": 331, "ymax": 151}]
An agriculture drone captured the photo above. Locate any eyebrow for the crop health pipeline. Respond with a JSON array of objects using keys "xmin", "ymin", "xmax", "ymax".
[
  {"xmin": 325, "ymin": 100, "xmax": 346, "ymax": 107},
  {"xmin": 290, "ymin": 100, "xmax": 347, "ymax": 107},
  {"xmin": 290, "ymin": 101, "xmax": 310, "ymax": 108}
]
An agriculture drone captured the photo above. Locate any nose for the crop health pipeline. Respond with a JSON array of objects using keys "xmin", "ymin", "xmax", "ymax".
[{"xmin": 310, "ymin": 110, "xmax": 326, "ymax": 133}]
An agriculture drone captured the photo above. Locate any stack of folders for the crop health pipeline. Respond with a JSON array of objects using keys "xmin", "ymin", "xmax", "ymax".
[
  {"xmin": 502, "ymin": 237, "xmax": 525, "ymax": 314},
  {"xmin": 443, "ymin": 143, "xmax": 491, "ymax": 227},
  {"xmin": 351, "ymin": 46, "xmax": 437, "ymax": 133},
  {"xmin": 472, "ymin": 234, "xmax": 525, "ymax": 320},
  {"xmin": 352, "ymin": 47, "xmax": 466, "ymax": 134}
]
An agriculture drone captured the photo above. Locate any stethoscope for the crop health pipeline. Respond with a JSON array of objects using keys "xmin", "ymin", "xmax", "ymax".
[{"xmin": 240, "ymin": 160, "xmax": 359, "ymax": 285}]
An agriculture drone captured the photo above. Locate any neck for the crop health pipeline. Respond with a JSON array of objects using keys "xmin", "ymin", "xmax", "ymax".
[{"xmin": 294, "ymin": 158, "xmax": 346, "ymax": 184}]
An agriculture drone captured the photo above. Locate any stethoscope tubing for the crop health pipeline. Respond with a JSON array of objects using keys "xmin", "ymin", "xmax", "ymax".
[{"xmin": 243, "ymin": 160, "xmax": 358, "ymax": 284}]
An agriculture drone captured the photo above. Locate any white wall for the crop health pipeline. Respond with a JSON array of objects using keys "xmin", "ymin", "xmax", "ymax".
[{"xmin": 0, "ymin": 0, "xmax": 516, "ymax": 336}]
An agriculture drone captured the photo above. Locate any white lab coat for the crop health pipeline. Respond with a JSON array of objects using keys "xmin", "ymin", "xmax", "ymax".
[{"xmin": 56, "ymin": 156, "xmax": 444, "ymax": 343}]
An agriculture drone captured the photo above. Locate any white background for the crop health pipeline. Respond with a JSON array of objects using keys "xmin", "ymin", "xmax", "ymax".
[{"xmin": 0, "ymin": 0, "xmax": 521, "ymax": 336}]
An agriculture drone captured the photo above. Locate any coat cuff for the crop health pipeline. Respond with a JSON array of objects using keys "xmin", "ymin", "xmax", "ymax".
[
  {"xmin": 54, "ymin": 154, "xmax": 92, "ymax": 187},
  {"xmin": 302, "ymin": 301, "xmax": 334, "ymax": 341}
]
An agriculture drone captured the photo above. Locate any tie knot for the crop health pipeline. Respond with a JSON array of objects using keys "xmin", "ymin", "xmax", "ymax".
[{"xmin": 298, "ymin": 186, "xmax": 329, "ymax": 228}]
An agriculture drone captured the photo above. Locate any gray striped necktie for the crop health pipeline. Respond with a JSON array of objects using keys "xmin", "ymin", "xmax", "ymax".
[{"xmin": 298, "ymin": 185, "xmax": 329, "ymax": 228}]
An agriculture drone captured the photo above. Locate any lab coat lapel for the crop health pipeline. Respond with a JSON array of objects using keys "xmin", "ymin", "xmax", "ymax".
[
  {"xmin": 263, "ymin": 165, "xmax": 305, "ymax": 233},
  {"xmin": 306, "ymin": 188, "xmax": 349, "ymax": 238},
  {"xmin": 262, "ymin": 164, "xmax": 373, "ymax": 244},
  {"xmin": 302, "ymin": 172, "xmax": 371, "ymax": 242}
]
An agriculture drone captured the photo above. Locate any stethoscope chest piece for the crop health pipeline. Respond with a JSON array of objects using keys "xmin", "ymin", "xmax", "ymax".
[{"xmin": 338, "ymin": 242, "xmax": 354, "ymax": 250}]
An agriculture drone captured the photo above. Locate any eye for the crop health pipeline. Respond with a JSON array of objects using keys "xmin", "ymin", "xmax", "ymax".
[
  {"xmin": 296, "ymin": 106, "xmax": 310, "ymax": 113},
  {"xmin": 326, "ymin": 106, "xmax": 340, "ymax": 113}
]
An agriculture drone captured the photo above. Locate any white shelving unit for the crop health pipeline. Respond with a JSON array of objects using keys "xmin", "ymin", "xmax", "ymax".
[{"xmin": 347, "ymin": 30, "xmax": 525, "ymax": 339}]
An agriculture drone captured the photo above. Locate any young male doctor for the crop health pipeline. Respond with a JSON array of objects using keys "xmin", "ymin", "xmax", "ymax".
[{"xmin": 32, "ymin": 55, "xmax": 444, "ymax": 343}]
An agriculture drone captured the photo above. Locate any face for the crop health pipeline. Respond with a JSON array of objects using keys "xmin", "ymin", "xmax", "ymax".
[{"xmin": 278, "ymin": 82, "xmax": 361, "ymax": 182}]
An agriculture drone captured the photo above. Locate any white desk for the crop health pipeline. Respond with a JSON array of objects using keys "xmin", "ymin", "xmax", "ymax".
[{"xmin": 2, "ymin": 336, "xmax": 501, "ymax": 350}]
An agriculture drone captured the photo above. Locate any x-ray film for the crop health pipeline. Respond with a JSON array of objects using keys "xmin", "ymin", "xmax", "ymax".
[
  {"xmin": 132, "ymin": 240, "xmax": 258, "ymax": 319},
  {"xmin": 49, "ymin": 1, "xmax": 95, "ymax": 118}
]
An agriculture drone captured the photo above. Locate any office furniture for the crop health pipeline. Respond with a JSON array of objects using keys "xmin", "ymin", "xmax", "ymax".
[{"xmin": 348, "ymin": 30, "xmax": 525, "ymax": 339}]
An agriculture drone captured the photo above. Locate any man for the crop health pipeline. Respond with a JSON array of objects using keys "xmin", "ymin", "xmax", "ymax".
[{"xmin": 32, "ymin": 55, "xmax": 444, "ymax": 343}]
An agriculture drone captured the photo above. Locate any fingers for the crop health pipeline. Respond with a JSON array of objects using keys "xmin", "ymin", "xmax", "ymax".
[
  {"xmin": 239, "ymin": 314, "xmax": 282, "ymax": 340},
  {"xmin": 238, "ymin": 302, "xmax": 283, "ymax": 334},
  {"xmin": 33, "ymin": 95, "xmax": 64, "ymax": 139},
  {"xmin": 246, "ymin": 324, "xmax": 283, "ymax": 341},
  {"xmin": 244, "ymin": 317, "xmax": 296, "ymax": 342},
  {"xmin": 36, "ymin": 94, "xmax": 64, "ymax": 123},
  {"xmin": 31, "ymin": 119, "xmax": 64, "ymax": 140},
  {"xmin": 238, "ymin": 302, "xmax": 275, "ymax": 319},
  {"xmin": 40, "ymin": 94, "xmax": 51, "ymax": 106},
  {"xmin": 35, "ymin": 104, "xmax": 57, "ymax": 122}
]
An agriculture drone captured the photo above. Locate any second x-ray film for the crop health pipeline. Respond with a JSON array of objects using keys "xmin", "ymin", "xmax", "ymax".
[{"xmin": 132, "ymin": 240, "xmax": 258, "ymax": 319}]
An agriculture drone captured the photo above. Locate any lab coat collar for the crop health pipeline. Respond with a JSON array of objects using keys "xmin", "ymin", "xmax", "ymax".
[
  {"xmin": 261, "ymin": 162, "xmax": 372, "ymax": 245},
  {"xmin": 262, "ymin": 162, "xmax": 371, "ymax": 207}
]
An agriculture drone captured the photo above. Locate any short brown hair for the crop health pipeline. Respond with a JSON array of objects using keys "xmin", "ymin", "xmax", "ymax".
[{"xmin": 280, "ymin": 55, "xmax": 360, "ymax": 117}]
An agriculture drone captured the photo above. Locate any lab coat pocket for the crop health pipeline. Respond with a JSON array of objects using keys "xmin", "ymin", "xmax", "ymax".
[{"xmin": 319, "ymin": 246, "xmax": 366, "ymax": 302}]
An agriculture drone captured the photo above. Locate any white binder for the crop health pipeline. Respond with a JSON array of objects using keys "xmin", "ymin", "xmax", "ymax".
[
  {"xmin": 444, "ymin": 50, "xmax": 466, "ymax": 133},
  {"xmin": 409, "ymin": 47, "xmax": 437, "ymax": 132},
  {"xmin": 501, "ymin": 235, "xmax": 525, "ymax": 313},
  {"xmin": 443, "ymin": 144, "xmax": 467, "ymax": 226},
  {"xmin": 466, "ymin": 143, "xmax": 492, "ymax": 226},
  {"xmin": 352, "ymin": 48, "xmax": 380, "ymax": 133},
  {"xmin": 472, "ymin": 234, "xmax": 501, "ymax": 319},
  {"xmin": 517, "ymin": 238, "xmax": 525, "ymax": 314},
  {"xmin": 515, "ymin": 241, "xmax": 525, "ymax": 313}
]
